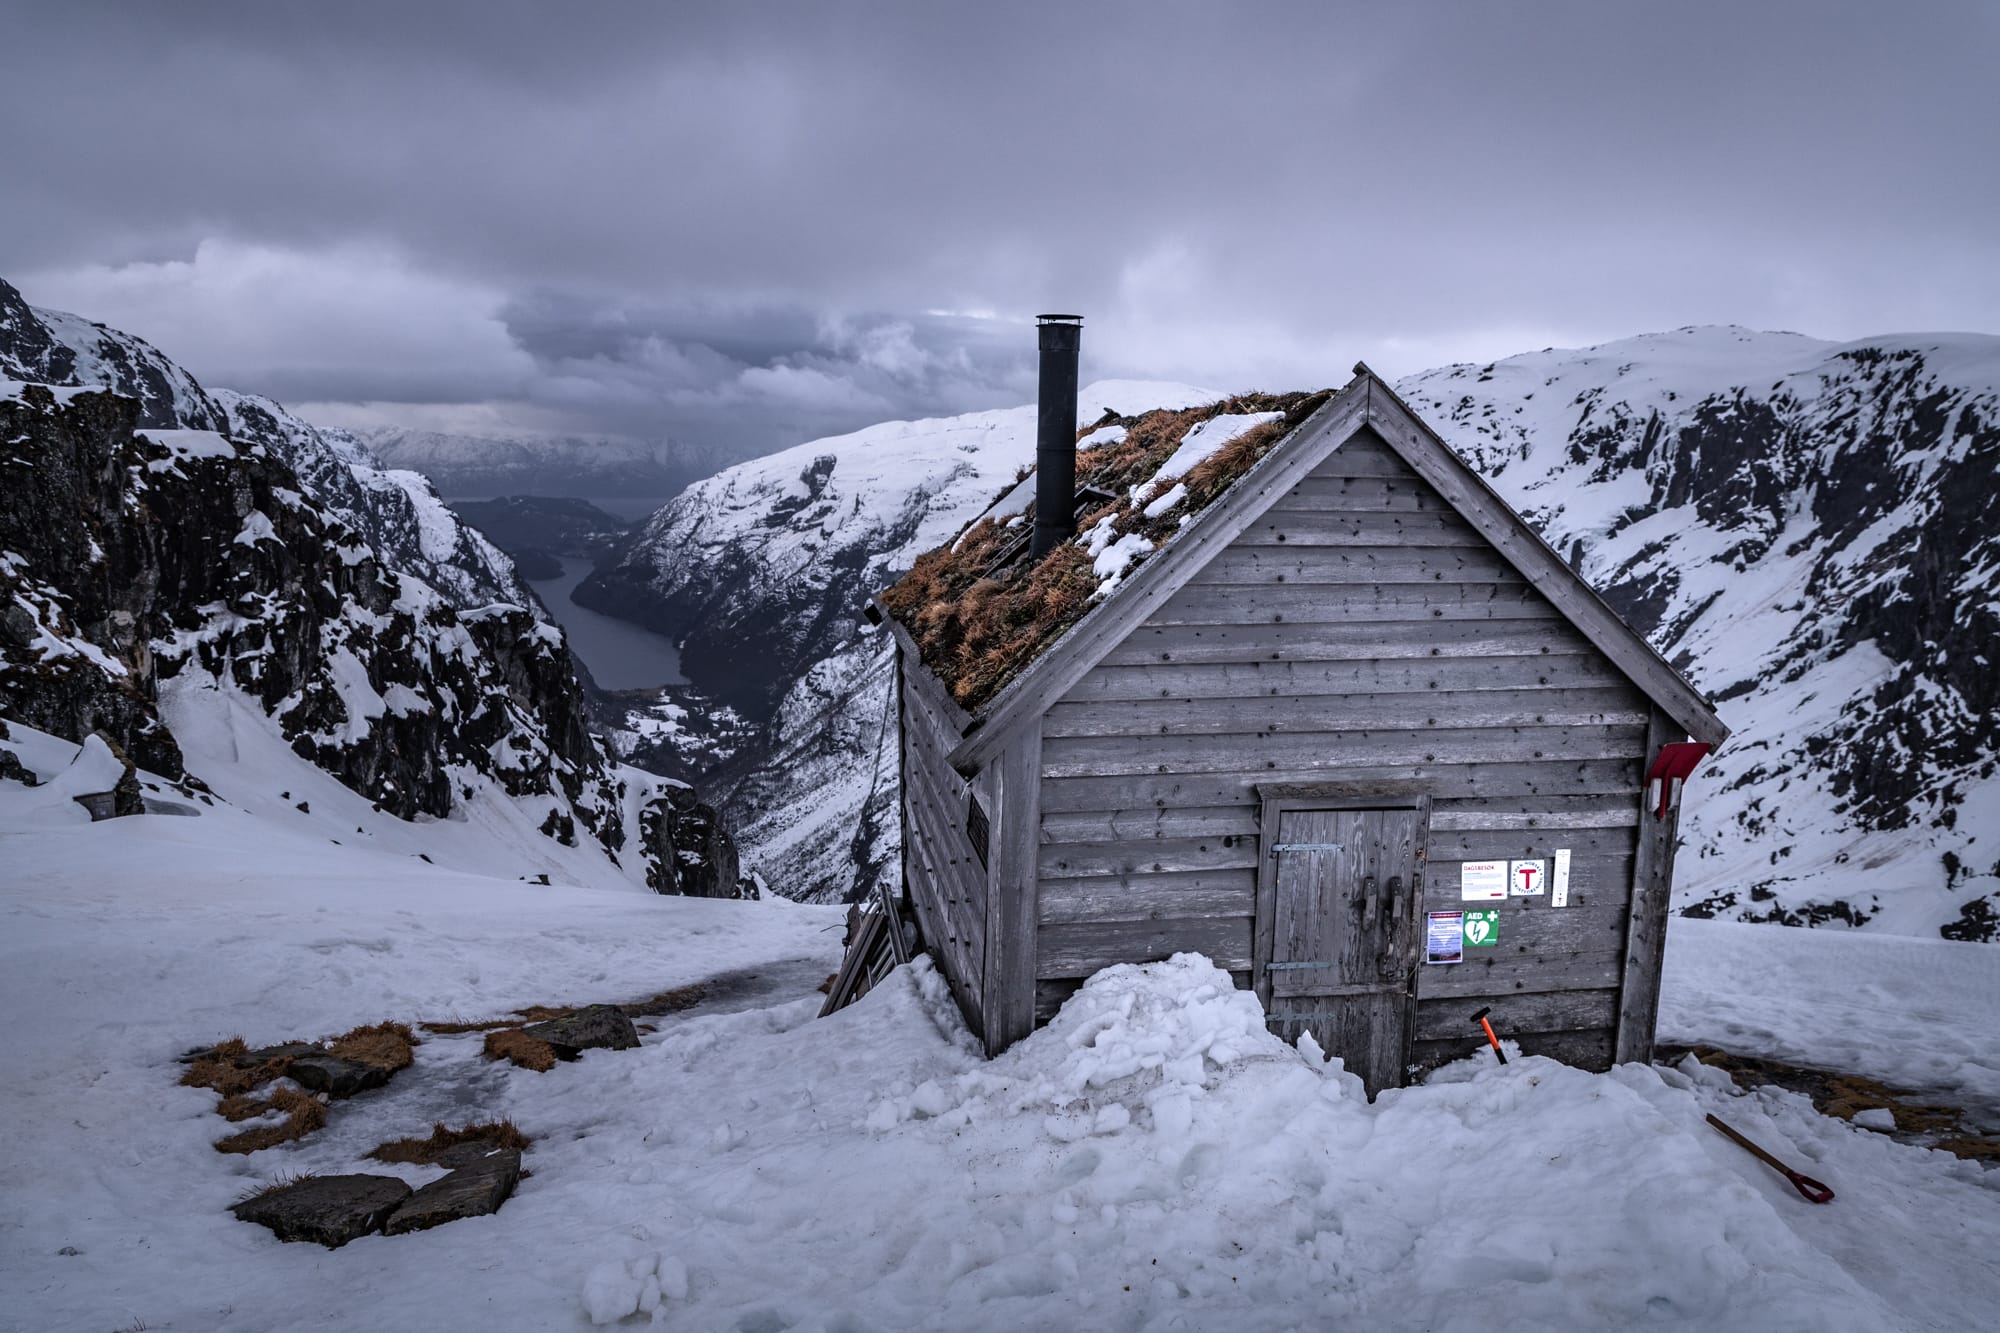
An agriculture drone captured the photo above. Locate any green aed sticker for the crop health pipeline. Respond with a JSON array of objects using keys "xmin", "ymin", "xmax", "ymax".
[{"xmin": 1464, "ymin": 909, "xmax": 1499, "ymax": 947}]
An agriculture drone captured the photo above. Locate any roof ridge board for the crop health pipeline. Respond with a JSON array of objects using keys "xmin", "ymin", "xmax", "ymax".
[
  {"xmin": 945, "ymin": 375, "xmax": 1372, "ymax": 774},
  {"xmin": 1356, "ymin": 371, "xmax": 1728, "ymax": 748}
]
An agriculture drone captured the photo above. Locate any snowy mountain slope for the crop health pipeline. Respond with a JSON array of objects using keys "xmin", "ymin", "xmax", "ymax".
[
  {"xmin": 1398, "ymin": 327, "xmax": 2000, "ymax": 939},
  {"xmin": 582, "ymin": 383, "xmax": 1216, "ymax": 902},
  {"xmin": 1, "ymin": 348, "xmax": 745, "ymax": 896},
  {"xmin": 0, "ymin": 284, "xmax": 225, "ymax": 433},
  {"xmin": 215, "ymin": 391, "xmax": 528, "ymax": 609},
  {"xmin": 2, "ymin": 751, "xmax": 1994, "ymax": 1333},
  {"xmin": 352, "ymin": 424, "xmax": 730, "ymax": 501},
  {"xmin": 581, "ymin": 381, "xmax": 1217, "ymax": 718},
  {"xmin": 0, "ymin": 279, "xmax": 525, "ymax": 614}
]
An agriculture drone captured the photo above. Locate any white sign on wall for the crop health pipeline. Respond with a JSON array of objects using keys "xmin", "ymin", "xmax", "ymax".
[
  {"xmin": 1460, "ymin": 860, "xmax": 1507, "ymax": 901},
  {"xmin": 1551, "ymin": 848, "xmax": 1572, "ymax": 907},
  {"xmin": 1509, "ymin": 859, "xmax": 1548, "ymax": 897}
]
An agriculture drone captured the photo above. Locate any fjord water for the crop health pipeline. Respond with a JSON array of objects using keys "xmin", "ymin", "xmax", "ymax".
[{"xmin": 529, "ymin": 557, "xmax": 686, "ymax": 690}]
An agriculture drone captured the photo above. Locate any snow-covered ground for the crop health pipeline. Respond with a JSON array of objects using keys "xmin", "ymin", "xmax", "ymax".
[{"xmin": 4, "ymin": 719, "xmax": 1998, "ymax": 1331}]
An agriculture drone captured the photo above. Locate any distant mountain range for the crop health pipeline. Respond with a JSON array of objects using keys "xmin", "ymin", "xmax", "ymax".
[
  {"xmin": 348, "ymin": 426, "xmax": 734, "ymax": 502},
  {"xmin": 598, "ymin": 329, "xmax": 1998, "ymax": 943}
]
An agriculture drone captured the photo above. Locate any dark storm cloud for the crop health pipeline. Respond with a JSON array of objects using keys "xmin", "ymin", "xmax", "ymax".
[{"xmin": 3, "ymin": 2, "xmax": 1995, "ymax": 452}]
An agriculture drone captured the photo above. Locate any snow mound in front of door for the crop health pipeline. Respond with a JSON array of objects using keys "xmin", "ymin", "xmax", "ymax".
[{"xmin": 866, "ymin": 953, "xmax": 1349, "ymax": 1137}]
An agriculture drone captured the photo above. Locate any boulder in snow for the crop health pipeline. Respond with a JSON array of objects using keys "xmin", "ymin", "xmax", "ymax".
[
  {"xmin": 230, "ymin": 1174, "xmax": 411, "ymax": 1248},
  {"xmin": 521, "ymin": 1004, "xmax": 639, "ymax": 1055},
  {"xmin": 286, "ymin": 1054, "xmax": 392, "ymax": 1098},
  {"xmin": 382, "ymin": 1147, "xmax": 522, "ymax": 1235}
]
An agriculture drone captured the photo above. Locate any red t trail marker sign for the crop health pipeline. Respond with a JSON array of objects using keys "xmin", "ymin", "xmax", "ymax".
[{"xmin": 1508, "ymin": 859, "xmax": 1546, "ymax": 897}]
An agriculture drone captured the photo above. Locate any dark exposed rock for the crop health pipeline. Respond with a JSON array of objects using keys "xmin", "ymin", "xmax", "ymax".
[
  {"xmin": 230, "ymin": 1174, "xmax": 411, "ymax": 1248},
  {"xmin": 521, "ymin": 1004, "xmax": 639, "ymax": 1054},
  {"xmin": 286, "ymin": 1054, "xmax": 393, "ymax": 1098},
  {"xmin": 641, "ymin": 783, "xmax": 750, "ymax": 898},
  {"xmin": 382, "ymin": 1147, "xmax": 522, "ymax": 1235},
  {"xmin": 1941, "ymin": 896, "xmax": 1996, "ymax": 944},
  {"xmin": 0, "ymin": 746, "xmax": 36, "ymax": 786}
]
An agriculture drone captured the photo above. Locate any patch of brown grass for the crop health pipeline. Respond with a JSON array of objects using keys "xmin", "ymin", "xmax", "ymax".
[
  {"xmin": 214, "ymin": 1086, "xmax": 327, "ymax": 1155},
  {"xmin": 327, "ymin": 1021, "xmax": 417, "ymax": 1071},
  {"xmin": 1665, "ymin": 1042, "xmax": 2000, "ymax": 1163},
  {"xmin": 366, "ymin": 1119, "xmax": 534, "ymax": 1165},
  {"xmin": 482, "ymin": 1029, "xmax": 557, "ymax": 1072},
  {"xmin": 422, "ymin": 1005, "xmax": 575, "ymax": 1035},
  {"xmin": 880, "ymin": 390, "xmax": 1328, "ymax": 710},
  {"xmin": 180, "ymin": 1041, "xmax": 298, "ymax": 1099}
]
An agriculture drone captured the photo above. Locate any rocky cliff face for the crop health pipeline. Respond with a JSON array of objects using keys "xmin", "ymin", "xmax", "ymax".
[
  {"xmin": 0, "ymin": 280, "xmax": 749, "ymax": 899},
  {"xmin": 1398, "ymin": 327, "xmax": 2000, "ymax": 940}
]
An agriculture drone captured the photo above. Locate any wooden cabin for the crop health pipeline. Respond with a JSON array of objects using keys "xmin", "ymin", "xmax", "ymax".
[{"xmin": 867, "ymin": 363, "xmax": 1727, "ymax": 1094}]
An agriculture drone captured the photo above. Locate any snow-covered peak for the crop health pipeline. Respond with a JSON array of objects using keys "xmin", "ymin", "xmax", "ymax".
[{"xmin": 1400, "ymin": 328, "xmax": 2000, "ymax": 938}]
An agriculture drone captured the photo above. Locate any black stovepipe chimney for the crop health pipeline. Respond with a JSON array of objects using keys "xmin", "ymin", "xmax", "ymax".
[{"xmin": 1031, "ymin": 314, "xmax": 1083, "ymax": 559}]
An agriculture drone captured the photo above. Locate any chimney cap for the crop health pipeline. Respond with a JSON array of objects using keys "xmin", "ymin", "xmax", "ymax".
[{"xmin": 1036, "ymin": 313, "xmax": 1084, "ymax": 325}]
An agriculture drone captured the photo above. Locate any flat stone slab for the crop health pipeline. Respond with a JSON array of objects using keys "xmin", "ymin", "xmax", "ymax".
[
  {"xmin": 383, "ymin": 1148, "xmax": 522, "ymax": 1235},
  {"xmin": 232, "ymin": 1174, "xmax": 411, "ymax": 1248},
  {"xmin": 521, "ymin": 1004, "xmax": 638, "ymax": 1054},
  {"xmin": 287, "ymin": 1054, "xmax": 392, "ymax": 1097}
]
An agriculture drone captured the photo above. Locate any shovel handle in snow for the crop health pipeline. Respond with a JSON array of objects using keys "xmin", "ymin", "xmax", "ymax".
[
  {"xmin": 1705, "ymin": 1114, "xmax": 1835, "ymax": 1203},
  {"xmin": 1470, "ymin": 1006, "xmax": 1507, "ymax": 1065}
]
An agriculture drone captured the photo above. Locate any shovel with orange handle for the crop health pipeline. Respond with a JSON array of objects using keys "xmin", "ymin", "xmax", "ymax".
[{"xmin": 1706, "ymin": 1113, "xmax": 1836, "ymax": 1203}]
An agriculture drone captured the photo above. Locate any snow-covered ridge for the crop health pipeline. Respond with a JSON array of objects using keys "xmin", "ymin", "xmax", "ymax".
[{"xmin": 1399, "ymin": 324, "xmax": 2000, "ymax": 939}]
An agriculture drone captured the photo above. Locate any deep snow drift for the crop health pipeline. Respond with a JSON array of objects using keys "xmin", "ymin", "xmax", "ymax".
[{"xmin": 4, "ymin": 717, "xmax": 1997, "ymax": 1332}]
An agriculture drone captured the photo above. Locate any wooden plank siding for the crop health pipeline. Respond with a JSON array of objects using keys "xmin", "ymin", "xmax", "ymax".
[
  {"xmin": 897, "ymin": 649, "xmax": 988, "ymax": 1038},
  {"xmin": 1029, "ymin": 438, "xmax": 1657, "ymax": 1076}
]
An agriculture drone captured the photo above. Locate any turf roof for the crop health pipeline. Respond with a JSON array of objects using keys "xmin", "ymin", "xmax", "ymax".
[{"xmin": 881, "ymin": 389, "xmax": 1331, "ymax": 711}]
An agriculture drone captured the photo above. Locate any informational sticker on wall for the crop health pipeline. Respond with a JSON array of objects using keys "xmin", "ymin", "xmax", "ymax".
[
  {"xmin": 1509, "ymin": 859, "xmax": 1547, "ymax": 897},
  {"xmin": 1460, "ymin": 860, "xmax": 1507, "ymax": 901},
  {"xmin": 1464, "ymin": 909, "xmax": 1499, "ymax": 947},
  {"xmin": 1426, "ymin": 911, "xmax": 1464, "ymax": 964},
  {"xmin": 1551, "ymin": 848, "xmax": 1572, "ymax": 907}
]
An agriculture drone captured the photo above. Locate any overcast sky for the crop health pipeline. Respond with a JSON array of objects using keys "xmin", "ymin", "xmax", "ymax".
[{"xmin": 5, "ymin": 2, "xmax": 1995, "ymax": 457}]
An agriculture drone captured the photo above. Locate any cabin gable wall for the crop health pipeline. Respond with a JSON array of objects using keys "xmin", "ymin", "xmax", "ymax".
[{"xmin": 1031, "ymin": 425, "xmax": 1661, "ymax": 1070}]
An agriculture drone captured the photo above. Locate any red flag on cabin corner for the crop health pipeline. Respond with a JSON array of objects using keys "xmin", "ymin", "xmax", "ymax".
[{"xmin": 1646, "ymin": 742, "xmax": 1712, "ymax": 818}]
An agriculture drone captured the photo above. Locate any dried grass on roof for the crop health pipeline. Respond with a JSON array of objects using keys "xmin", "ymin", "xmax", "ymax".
[{"xmin": 883, "ymin": 390, "xmax": 1330, "ymax": 709}]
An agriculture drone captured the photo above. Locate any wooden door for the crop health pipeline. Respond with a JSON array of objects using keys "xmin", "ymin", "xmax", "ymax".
[{"xmin": 1260, "ymin": 807, "xmax": 1423, "ymax": 1096}]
